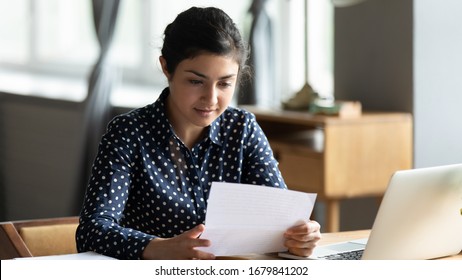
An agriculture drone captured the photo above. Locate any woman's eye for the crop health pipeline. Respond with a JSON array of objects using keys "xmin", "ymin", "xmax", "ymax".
[
  {"xmin": 219, "ymin": 82, "xmax": 232, "ymax": 88},
  {"xmin": 189, "ymin": 80, "xmax": 203, "ymax": 85}
]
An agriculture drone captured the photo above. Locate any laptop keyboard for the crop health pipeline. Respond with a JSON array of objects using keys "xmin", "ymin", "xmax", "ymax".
[{"xmin": 323, "ymin": 249, "xmax": 364, "ymax": 260}]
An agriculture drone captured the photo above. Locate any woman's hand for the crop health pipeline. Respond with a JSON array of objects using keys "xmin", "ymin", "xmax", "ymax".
[
  {"xmin": 284, "ymin": 220, "xmax": 321, "ymax": 257},
  {"xmin": 141, "ymin": 224, "xmax": 215, "ymax": 259}
]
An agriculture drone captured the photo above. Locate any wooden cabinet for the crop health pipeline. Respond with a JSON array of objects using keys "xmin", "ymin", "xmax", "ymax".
[{"xmin": 244, "ymin": 107, "xmax": 413, "ymax": 232}]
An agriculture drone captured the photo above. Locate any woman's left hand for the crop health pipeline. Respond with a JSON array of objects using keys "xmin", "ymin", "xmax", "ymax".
[{"xmin": 283, "ymin": 220, "xmax": 321, "ymax": 257}]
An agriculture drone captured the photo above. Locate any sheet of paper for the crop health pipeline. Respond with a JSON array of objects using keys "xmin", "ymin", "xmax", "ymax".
[
  {"xmin": 14, "ymin": 252, "xmax": 116, "ymax": 260},
  {"xmin": 199, "ymin": 182, "xmax": 316, "ymax": 256}
]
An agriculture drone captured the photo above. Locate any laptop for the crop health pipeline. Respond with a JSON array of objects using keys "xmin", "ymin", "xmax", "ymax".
[{"xmin": 279, "ymin": 163, "xmax": 462, "ymax": 260}]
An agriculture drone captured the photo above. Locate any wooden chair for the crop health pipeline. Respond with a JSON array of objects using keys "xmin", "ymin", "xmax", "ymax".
[{"xmin": 0, "ymin": 216, "xmax": 79, "ymax": 259}]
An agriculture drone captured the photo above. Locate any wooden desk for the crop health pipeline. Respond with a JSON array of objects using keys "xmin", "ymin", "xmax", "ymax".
[
  {"xmin": 230, "ymin": 230, "xmax": 462, "ymax": 260},
  {"xmin": 244, "ymin": 107, "xmax": 413, "ymax": 232}
]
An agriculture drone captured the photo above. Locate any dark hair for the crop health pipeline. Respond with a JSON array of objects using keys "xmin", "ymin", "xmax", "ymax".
[{"xmin": 161, "ymin": 7, "xmax": 250, "ymax": 82}]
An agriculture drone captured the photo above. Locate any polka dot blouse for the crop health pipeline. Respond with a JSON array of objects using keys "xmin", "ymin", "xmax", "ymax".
[{"xmin": 76, "ymin": 88, "xmax": 287, "ymax": 259}]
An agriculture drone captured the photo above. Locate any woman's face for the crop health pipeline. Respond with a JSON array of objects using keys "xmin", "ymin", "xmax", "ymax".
[{"xmin": 161, "ymin": 53, "xmax": 239, "ymax": 131}]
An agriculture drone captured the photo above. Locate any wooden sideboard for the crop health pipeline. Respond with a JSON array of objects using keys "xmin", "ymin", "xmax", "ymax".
[{"xmin": 244, "ymin": 106, "xmax": 413, "ymax": 232}]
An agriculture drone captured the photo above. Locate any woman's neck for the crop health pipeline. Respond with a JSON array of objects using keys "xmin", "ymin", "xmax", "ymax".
[
  {"xmin": 165, "ymin": 100, "xmax": 206, "ymax": 150},
  {"xmin": 176, "ymin": 127, "xmax": 205, "ymax": 150}
]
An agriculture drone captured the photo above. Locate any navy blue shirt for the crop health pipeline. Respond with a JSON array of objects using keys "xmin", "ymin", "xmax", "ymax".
[{"xmin": 76, "ymin": 88, "xmax": 287, "ymax": 259}]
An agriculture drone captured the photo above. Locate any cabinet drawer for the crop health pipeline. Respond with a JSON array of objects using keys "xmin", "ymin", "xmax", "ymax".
[{"xmin": 277, "ymin": 152, "xmax": 324, "ymax": 194}]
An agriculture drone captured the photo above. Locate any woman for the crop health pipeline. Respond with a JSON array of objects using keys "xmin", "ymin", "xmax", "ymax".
[{"xmin": 76, "ymin": 6, "xmax": 321, "ymax": 260}]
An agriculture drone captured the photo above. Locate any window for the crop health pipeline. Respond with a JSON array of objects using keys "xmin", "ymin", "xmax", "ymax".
[
  {"xmin": 0, "ymin": 0, "xmax": 29, "ymax": 64},
  {"xmin": 0, "ymin": 0, "xmax": 333, "ymax": 106},
  {"xmin": 0, "ymin": 0, "xmax": 96, "ymax": 75},
  {"xmin": 308, "ymin": 0, "xmax": 334, "ymax": 98}
]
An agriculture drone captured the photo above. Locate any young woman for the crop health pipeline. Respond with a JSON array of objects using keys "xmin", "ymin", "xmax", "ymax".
[{"xmin": 76, "ymin": 6, "xmax": 321, "ymax": 260}]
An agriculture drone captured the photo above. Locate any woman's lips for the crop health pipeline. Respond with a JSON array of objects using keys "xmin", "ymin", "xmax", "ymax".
[{"xmin": 195, "ymin": 108, "xmax": 215, "ymax": 117}]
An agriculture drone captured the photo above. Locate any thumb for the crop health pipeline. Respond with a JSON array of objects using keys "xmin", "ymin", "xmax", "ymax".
[{"xmin": 183, "ymin": 224, "xmax": 206, "ymax": 239}]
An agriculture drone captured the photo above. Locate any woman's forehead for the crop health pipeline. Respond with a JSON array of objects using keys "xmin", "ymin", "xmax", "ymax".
[{"xmin": 176, "ymin": 54, "xmax": 239, "ymax": 78}]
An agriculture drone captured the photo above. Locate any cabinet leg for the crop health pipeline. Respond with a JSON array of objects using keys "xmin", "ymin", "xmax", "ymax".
[{"xmin": 325, "ymin": 200, "xmax": 340, "ymax": 232}]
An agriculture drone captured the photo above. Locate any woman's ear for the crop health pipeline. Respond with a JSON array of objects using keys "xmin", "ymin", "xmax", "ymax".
[{"xmin": 159, "ymin": 56, "xmax": 171, "ymax": 80}]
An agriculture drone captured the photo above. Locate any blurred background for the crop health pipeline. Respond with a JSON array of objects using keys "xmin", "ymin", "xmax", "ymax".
[{"xmin": 0, "ymin": 0, "xmax": 461, "ymax": 231}]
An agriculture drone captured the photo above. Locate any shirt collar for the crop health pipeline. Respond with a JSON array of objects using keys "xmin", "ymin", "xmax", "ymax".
[
  {"xmin": 209, "ymin": 116, "xmax": 223, "ymax": 146},
  {"xmin": 151, "ymin": 88, "xmax": 174, "ymax": 145}
]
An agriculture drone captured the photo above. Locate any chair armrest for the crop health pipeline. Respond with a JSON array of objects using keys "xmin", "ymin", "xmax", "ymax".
[{"xmin": 0, "ymin": 222, "xmax": 32, "ymax": 259}]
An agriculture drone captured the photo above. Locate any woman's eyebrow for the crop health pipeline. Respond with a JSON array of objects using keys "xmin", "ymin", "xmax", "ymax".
[{"xmin": 185, "ymin": 70, "xmax": 237, "ymax": 80}]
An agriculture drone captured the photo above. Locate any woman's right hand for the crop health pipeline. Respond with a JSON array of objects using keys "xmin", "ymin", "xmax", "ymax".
[{"xmin": 141, "ymin": 224, "xmax": 215, "ymax": 259}]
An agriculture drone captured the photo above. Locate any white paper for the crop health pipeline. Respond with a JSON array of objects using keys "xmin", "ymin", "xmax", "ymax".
[
  {"xmin": 199, "ymin": 182, "xmax": 316, "ymax": 256},
  {"xmin": 14, "ymin": 252, "xmax": 116, "ymax": 260}
]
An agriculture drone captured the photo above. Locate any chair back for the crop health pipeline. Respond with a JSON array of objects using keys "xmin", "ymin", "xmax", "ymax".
[{"xmin": 0, "ymin": 216, "xmax": 79, "ymax": 259}]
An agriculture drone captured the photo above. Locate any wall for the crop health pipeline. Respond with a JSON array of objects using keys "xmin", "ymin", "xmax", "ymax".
[
  {"xmin": 334, "ymin": 0, "xmax": 413, "ymax": 112},
  {"xmin": 413, "ymin": 0, "xmax": 462, "ymax": 167},
  {"xmin": 0, "ymin": 93, "xmax": 83, "ymax": 220}
]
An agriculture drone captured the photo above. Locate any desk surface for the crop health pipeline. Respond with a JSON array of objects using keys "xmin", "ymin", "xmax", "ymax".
[
  {"xmin": 243, "ymin": 106, "xmax": 413, "ymax": 126},
  {"xmin": 225, "ymin": 230, "xmax": 462, "ymax": 260}
]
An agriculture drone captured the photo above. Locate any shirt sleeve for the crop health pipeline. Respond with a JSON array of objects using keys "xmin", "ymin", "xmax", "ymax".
[
  {"xmin": 240, "ymin": 112, "xmax": 288, "ymax": 190},
  {"xmin": 75, "ymin": 116, "xmax": 155, "ymax": 260}
]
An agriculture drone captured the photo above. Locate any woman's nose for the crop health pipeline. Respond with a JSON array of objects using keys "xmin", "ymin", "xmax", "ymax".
[{"xmin": 202, "ymin": 85, "xmax": 218, "ymax": 104}]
